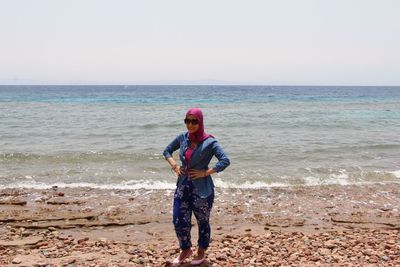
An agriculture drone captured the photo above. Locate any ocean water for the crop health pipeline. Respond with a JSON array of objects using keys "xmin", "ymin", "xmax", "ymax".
[{"xmin": 1, "ymin": 85, "xmax": 400, "ymax": 189}]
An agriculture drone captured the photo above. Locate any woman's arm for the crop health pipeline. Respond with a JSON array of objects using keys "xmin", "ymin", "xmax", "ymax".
[
  {"xmin": 166, "ymin": 156, "xmax": 183, "ymax": 176},
  {"xmin": 211, "ymin": 141, "xmax": 230, "ymax": 173},
  {"xmin": 163, "ymin": 135, "xmax": 180, "ymax": 159},
  {"xmin": 163, "ymin": 134, "xmax": 183, "ymax": 176}
]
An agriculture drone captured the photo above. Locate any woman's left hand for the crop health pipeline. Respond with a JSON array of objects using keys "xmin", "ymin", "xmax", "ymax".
[{"xmin": 188, "ymin": 169, "xmax": 208, "ymax": 180}]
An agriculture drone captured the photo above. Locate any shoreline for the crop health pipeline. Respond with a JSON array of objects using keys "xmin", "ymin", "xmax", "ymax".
[
  {"xmin": 1, "ymin": 179, "xmax": 399, "ymax": 191},
  {"xmin": 0, "ymin": 183, "xmax": 399, "ymax": 266}
]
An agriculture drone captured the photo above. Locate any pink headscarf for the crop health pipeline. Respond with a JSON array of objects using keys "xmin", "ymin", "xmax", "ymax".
[{"xmin": 186, "ymin": 108, "xmax": 212, "ymax": 143}]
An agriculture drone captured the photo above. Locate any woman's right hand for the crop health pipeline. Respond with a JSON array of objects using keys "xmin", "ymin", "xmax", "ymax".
[{"xmin": 172, "ymin": 165, "xmax": 183, "ymax": 176}]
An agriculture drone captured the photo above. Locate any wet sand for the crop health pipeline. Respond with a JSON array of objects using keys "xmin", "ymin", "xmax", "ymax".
[{"xmin": 0, "ymin": 183, "xmax": 399, "ymax": 266}]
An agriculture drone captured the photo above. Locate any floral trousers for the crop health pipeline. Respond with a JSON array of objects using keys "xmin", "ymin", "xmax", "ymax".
[{"xmin": 173, "ymin": 178, "xmax": 214, "ymax": 250}]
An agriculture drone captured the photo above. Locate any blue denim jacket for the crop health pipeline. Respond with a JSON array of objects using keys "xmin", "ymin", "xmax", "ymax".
[{"xmin": 163, "ymin": 132, "xmax": 230, "ymax": 197}]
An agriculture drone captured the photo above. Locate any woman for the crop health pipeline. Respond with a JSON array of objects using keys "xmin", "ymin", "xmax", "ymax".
[{"xmin": 163, "ymin": 108, "xmax": 230, "ymax": 266}]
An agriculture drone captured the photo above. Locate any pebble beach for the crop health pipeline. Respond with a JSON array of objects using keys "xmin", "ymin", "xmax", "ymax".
[{"xmin": 0, "ymin": 183, "xmax": 399, "ymax": 266}]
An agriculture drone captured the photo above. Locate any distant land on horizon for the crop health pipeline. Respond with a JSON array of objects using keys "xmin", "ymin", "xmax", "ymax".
[{"xmin": 0, "ymin": 79, "xmax": 399, "ymax": 87}]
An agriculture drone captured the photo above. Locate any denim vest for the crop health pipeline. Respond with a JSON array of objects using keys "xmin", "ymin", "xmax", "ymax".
[{"xmin": 163, "ymin": 132, "xmax": 230, "ymax": 197}]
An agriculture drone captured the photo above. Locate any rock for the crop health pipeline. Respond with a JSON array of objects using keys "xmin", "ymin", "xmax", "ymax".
[
  {"xmin": 363, "ymin": 249, "xmax": 374, "ymax": 256},
  {"xmin": 216, "ymin": 253, "xmax": 227, "ymax": 261},
  {"xmin": 387, "ymin": 239, "xmax": 396, "ymax": 245},
  {"xmin": 262, "ymin": 247, "xmax": 273, "ymax": 255},
  {"xmin": 319, "ymin": 248, "xmax": 331, "ymax": 256},
  {"xmin": 332, "ymin": 255, "xmax": 342, "ymax": 262},
  {"xmin": 12, "ymin": 257, "xmax": 22, "ymax": 264},
  {"xmin": 369, "ymin": 256, "xmax": 378, "ymax": 263},
  {"xmin": 34, "ymin": 262, "xmax": 49, "ymax": 267},
  {"xmin": 34, "ymin": 197, "xmax": 46, "ymax": 202},
  {"xmin": 57, "ymin": 234, "xmax": 69, "ymax": 241},
  {"xmin": 52, "ymin": 231, "xmax": 60, "ymax": 237},
  {"xmin": 0, "ymin": 236, "xmax": 44, "ymax": 247},
  {"xmin": 62, "ymin": 257, "xmax": 76, "ymax": 265},
  {"xmin": 130, "ymin": 258, "xmax": 144, "ymax": 264},
  {"xmin": 78, "ymin": 237, "xmax": 89, "ymax": 243},
  {"xmin": 21, "ymin": 231, "xmax": 31, "ymax": 237},
  {"xmin": 0, "ymin": 198, "xmax": 27, "ymax": 205},
  {"xmin": 126, "ymin": 247, "xmax": 141, "ymax": 255},
  {"xmin": 324, "ymin": 240, "xmax": 336, "ymax": 249},
  {"xmin": 46, "ymin": 197, "xmax": 70, "ymax": 205}
]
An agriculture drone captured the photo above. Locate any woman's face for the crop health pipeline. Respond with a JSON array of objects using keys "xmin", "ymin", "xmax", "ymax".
[{"xmin": 185, "ymin": 115, "xmax": 199, "ymax": 134}]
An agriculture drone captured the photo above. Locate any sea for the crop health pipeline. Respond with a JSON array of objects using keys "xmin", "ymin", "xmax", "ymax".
[{"xmin": 1, "ymin": 85, "xmax": 399, "ymax": 190}]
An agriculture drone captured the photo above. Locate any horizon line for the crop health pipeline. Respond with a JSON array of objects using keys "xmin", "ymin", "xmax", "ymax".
[{"xmin": 1, "ymin": 84, "xmax": 400, "ymax": 87}]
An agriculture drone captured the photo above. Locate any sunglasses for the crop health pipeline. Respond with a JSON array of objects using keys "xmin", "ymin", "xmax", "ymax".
[{"xmin": 184, "ymin": 118, "xmax": 199, "ymax": 125}]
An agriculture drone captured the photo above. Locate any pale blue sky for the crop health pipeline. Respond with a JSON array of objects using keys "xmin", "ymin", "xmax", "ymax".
[{"xmin": 1, "ymin": 0, "xmax": 399, "ymax": 85}]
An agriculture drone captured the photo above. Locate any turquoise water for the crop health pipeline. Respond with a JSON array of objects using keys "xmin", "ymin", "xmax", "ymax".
[{"xmin": 1, "ymin": 85, "xmax": 400, "ymax": 189}]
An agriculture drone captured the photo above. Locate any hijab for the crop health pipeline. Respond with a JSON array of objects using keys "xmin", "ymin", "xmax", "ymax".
[{"xmin": 186, "ymin": 108, "xmax": 212, "ymax": 143}]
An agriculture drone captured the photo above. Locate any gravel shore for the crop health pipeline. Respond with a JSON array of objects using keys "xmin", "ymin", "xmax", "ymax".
[{"xmin": 0, "ymin": 183, "xmax": 399, "ymax": 266}]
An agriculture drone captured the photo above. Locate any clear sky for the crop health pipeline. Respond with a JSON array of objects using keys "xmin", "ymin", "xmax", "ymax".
[{"xmin": 1, "ymin": 0, "xmax": 399, "ymax": 85}]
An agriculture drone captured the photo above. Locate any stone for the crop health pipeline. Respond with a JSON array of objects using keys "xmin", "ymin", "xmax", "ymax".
[
  {"xmin": 12, "ymin": 257, "xmax": 22, "ymax": 264},
  {"xmin": 0, "ymin": 198, "xmax": 27, "ymax": 205},
  {"xmin": 324, "ymin": 240, "xmax": 336, "ymax": 249},
  {"xmin": 319, "ymin": 248, "xmax": 331, "ymax": 256},
  {"xmin": 78, "ymin": 237, "xmax": 89, "ymax": 243},
  {"xmin": 381, "ymin": 255, "xmax": 390, "ymax": 261},
  {"xmin": 0, "ymin": 236, "xmax": 44, "ymax": 247}
]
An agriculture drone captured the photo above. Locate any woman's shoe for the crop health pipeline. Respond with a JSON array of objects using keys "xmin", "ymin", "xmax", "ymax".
[
  {"xmin": 172, "ymin": 249, "xmax": 193, "ymax": 266},
  {"xmin": 190, "ymin": 256, "xmax": 206, "ymax": 266}
]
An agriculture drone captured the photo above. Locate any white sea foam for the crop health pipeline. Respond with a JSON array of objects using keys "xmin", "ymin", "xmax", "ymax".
[
  {"xmin": 1, "ymin": 171, "xmax": 399, "ymax": 190},
  {"xmin": 390, "ymin": 170, "xmax": 400, "ymax": 178},
  {"xmin": 213, "ymin": 178, "xmax": 287, "ymax": 189},
  {"xmin": 0, "ymin": 180, "xmax": 176, "ymax": 190},
  {"xmin": 0, "ymin": 179, "xmax": 288, "ymax": 190},
  {"xmin": 303, "ymin": 172, "xmax": 350, "ymax": 186}
]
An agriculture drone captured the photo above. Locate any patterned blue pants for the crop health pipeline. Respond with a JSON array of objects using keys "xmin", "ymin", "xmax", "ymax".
[{"xmin": 173, "ymin": 178, "xmax": 214, "ymax": 250}]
